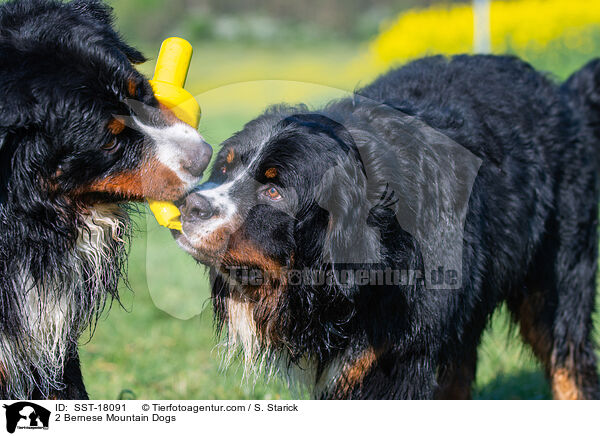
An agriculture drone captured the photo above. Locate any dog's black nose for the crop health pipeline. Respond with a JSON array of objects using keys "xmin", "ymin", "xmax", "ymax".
[
  {"xmin": 183, "ymin": 140, "xmax": 212, "ymax": 178},
  {"xmin": 181, "ymin": 192, "xmax": 214, "ymax": 221}
]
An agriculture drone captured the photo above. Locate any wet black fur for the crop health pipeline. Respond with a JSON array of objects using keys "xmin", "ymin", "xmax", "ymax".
[
  {"xmin": 201, "ymin": 54, "xmax": 600, "ymax": 399},
  {"xmin": 0, "ymin": 0, "xmax": 158, "ymax": 399}
]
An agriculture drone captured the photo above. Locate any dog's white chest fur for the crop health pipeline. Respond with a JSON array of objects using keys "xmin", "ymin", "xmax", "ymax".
[
  {"xmin": 0, "ymin": 204, "xmax": 125, "ymax": 398},
  {"xmin": 223, "ymin": 291, "xmax": 344, "ymax": 398}
]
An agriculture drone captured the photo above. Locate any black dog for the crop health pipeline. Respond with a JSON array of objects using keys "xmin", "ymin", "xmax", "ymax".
[
  {"xmin": 0, "ymin": 0, "xmax": 211, "ymax": 399},
  {"xmin": 175, "ymin": 54, "xmax": 600, "ymax": 399}
]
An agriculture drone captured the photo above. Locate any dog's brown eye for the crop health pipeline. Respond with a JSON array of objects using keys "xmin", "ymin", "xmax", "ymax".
[
  {"xmin": 263, "ymin": 186, "xmax": 282, "ymax": 201},
  {"xmin": 221, "ymin": 166, "xmax": 227, "ymax": 174},
  {"xmin": 101, "ymin": 139, "xmax": 120, "ymax": 153}
]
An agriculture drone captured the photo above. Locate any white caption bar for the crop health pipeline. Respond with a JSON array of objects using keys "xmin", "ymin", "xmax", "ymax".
[{"xmin": 0, "ymin": 400, "xmax": 593, "ymax": 436}]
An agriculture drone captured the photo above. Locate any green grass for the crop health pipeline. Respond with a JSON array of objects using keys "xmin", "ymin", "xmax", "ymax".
[{"xmin": 79, "ymin": 42, "xmax": 600, "ymax": 400}]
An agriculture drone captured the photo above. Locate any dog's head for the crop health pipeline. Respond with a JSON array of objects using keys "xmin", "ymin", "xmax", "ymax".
[
  {"xmin": 173, "ymin": 106, "xmax": 379, "ymax": 365},
  {"xmin": 174, "ymin": 109, "xmax": 372, "ymax": 274},
  {"xmin": 0, "ymin": 0, "xmax": 212, "ymax": 215}
]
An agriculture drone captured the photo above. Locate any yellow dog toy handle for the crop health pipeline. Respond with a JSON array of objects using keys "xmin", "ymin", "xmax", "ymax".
[{"xmin": 147, "ymin": 37, "xmax": 201, "ymax": 231}]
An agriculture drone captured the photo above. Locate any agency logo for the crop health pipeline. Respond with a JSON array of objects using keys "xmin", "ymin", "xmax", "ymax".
[{"xmin": 3, "ymin": 402, "xmax": 50, "ymax": 433}]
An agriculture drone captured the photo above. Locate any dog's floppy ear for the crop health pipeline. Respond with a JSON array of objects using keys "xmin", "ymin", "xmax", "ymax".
[
  {"xmin": 69, "ymin": 0, "xmax": 146, "ymax": 64},
  {"xmin": 279, "ymin": 113, "xmax": 380, "ymax": 274},
  {"xmin": 315, "ymin": 154, "xmax": 382, "ymax": 274},
  {"xmin": 281, "ymin": 113, "xmax": 365, "ymax": 170},
  {"xmin": 305, "ymin": 121, "xmax": 383, "ymax": 280}
]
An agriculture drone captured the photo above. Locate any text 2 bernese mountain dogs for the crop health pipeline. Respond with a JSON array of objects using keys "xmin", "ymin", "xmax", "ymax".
[
  {"xmin": 174, "ymin": 55, "xmax": 600, "ymax": 399},
  {"xmin": 0, "ymin": 0, "xmax": 212, "ymax": 399}
]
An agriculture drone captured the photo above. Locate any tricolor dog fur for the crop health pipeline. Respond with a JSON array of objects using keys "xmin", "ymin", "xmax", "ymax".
[
  {"xmin": 175, "ymin": 55, "xmax": 600, "ymax": 399},
  {"xmin": 0, "ymin": 0, "xmax": 211, "ymax": 399}
]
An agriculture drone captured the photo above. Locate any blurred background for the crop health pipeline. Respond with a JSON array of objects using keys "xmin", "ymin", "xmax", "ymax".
[{"xmin": 79, "ymin": 0, "xmax": 600, "ymax": 399}]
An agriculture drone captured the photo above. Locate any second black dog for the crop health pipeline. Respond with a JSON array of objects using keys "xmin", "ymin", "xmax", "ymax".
[{"xmin": 175, "ymin": 54, "xmax": 600, "ymax": 399}]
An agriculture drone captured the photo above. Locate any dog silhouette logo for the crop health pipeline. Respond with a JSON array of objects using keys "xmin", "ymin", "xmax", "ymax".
[{"xmin": 3, "ymin": 402, "xmax": 50, "ymax": 433}]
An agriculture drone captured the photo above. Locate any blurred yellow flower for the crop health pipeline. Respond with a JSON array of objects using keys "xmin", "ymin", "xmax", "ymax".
[{"xmin": 372, "ymin": 0, "xmax": 600, "ymax": 66}]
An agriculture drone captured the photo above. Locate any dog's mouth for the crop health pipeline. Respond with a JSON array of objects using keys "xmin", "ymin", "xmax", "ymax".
[
  {"xmin": 172, "ymin": 230, "xmax": 201, "ymax": 257},
  {"xmin": 172, "ymin": 228, "xmax": 226, "ymax": 265},
  {"xmin": 174, "ymin": 222, "xmax": 287, "ymax": 286}
]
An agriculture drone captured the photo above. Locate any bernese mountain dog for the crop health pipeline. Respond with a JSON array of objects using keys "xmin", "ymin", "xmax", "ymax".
[
  {"xmin": 0, "ymin": 0, "xmax": 212, "ymax": 399},
  {"xmin": 174, "ymin": 54, "xmax": 600, "ymax": 399}
]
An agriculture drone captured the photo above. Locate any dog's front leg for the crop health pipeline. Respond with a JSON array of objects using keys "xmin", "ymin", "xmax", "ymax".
[
  {"xmin": 323, "ymin": 349, "xmax": 438, "ymax": 400},
  {"xmin": 37, "ymin": 349, "xmax": 89, "ymax": 400},
  {"xmin": 58, "ymin": 350, "xmax": 89, "ymax": 400}
]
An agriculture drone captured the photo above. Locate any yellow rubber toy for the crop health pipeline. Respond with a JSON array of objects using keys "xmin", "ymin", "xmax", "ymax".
[{"xmin": 147, "ymin": 37, "xmax": 201, "ymax": 232}]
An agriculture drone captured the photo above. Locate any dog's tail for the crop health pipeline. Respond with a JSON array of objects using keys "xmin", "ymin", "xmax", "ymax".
[{"xmin": 562, "ymin": 59, "xmax": 600, "ymax": 138}]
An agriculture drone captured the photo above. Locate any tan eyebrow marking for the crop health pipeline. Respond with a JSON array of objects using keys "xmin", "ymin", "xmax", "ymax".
[
  {"xmin": 226, "ymin": 149, "xmax": 235, "ymax": 164},
  {"xmin": 265, "ymin": 167, "xmax": 277, "ymax": 178},
  {"xmin": 127, "ymin": 78, "xmax": 138, "ymax": 97},
  {"xmin": 107, "ymin": 117, "xmax": 126, "ymax": 135}
]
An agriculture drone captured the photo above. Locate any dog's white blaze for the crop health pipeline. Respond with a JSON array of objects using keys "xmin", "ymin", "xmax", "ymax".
[
  {"xmin": 182, "ymin": 137, "xmax": 272, "ymax": 244},
  {"xmin": 185, "ymin": 181, "xmax": 238, "ymax": 243},
  {"xmin": 0, "ymin": 205, "xmax": 125, "ymax": 398},
  {"xmin": 133, "ymin": 117, "xmax": 205, "ymax": 187}
]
